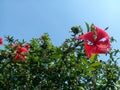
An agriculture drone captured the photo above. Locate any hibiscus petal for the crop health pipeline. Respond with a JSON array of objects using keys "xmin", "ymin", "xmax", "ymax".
[
  {"xmin": 21, "ymin": 47, "xmax": 28, "ymax": 52},
  {"xmin": 84, "ymin": 42, "xmax": 99, "ymax": 57},
  {"xmin": 93, "ymin": 26, "xmax": 110, "ymax": 41},
  {"xmin": 85, "ymin": 41, "xmax": 110, "ymax": 57},
  {"xmin": 96, "ymin": 45, "xmax": 110, "ymax": 53},
  {"xmin": 77, "ymin": 31, "xmax": 95, "ymax": 43},
  {"xmin": 84, "ymin": 42, "xmax": 92, "ymax": 57},
  {"xmin": 14, "ymin": 54, "xmax": 20, "ymax": 60},
  {"xmin": 97, "ymin": 40, "xmax": 110, "ymax": 53}
]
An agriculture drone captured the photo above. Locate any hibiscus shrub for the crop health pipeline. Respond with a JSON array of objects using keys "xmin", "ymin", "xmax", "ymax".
[{"xmin": 0, "ymin": 23, "xmax": 120, "ymax": 90}]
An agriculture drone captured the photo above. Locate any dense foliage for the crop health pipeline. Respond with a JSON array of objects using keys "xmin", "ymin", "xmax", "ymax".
[{"xmin": 0, "ymin": 23, "xmax": 120, "ymax": 90}]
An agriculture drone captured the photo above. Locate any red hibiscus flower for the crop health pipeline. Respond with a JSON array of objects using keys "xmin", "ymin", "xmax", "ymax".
[
  {"xmin": 77, "ymin": 25, "xmax": 110, "ymax": 57},
  {"xmin": 13, "ymin": 44, "xmax": 29, "ymax": 60},
  {"xmin": 0, "ymin": 37, "xmax": 3, "ymax": 45}
]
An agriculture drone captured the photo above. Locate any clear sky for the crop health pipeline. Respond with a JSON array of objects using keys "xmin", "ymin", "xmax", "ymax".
[{"xmin": 0, "ymin": 0, "xmax": 120, "ymax": 48}]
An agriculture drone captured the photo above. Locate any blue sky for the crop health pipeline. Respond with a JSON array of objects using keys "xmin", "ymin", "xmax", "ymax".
[{"xmin": 0, "ymin": 0, "xmax": 120, "ymax": 48}]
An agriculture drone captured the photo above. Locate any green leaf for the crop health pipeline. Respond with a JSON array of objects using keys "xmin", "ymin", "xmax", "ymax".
[
  {"xmin": 81, "ymin": 58, "xmax": 89, "ymax": 65},
  {"xmin": 87, "ymin": 67, "xmax": 96, "ymax": 71},
  {"xmin": 105, "ymin": 26, "xmax": 109, "ymax": 30},
  {"xmin": 86, "ymin": 72, "xmax": 94, "ymax": 77},
  {"xmin": 90, "ymin": 62, "xmax": 101, "ymax": 67},
  {"xmin": 85, "ymin": 22, "xmax": 90, "ymax": 32},
  {"xmin": 90, "ymin": 54, "xmax": 97, "ymax": 63}
]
